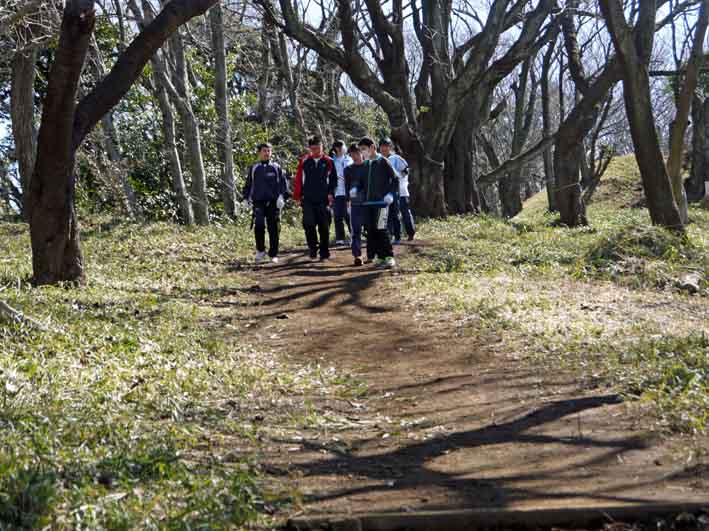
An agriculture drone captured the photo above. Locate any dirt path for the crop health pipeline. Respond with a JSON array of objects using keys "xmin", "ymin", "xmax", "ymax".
[{"xmin": 234, "ymin": 243, "xmax": 707, "ymax": 518}]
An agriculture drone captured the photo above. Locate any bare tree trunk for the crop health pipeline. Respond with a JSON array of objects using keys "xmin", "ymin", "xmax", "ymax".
[
  {"xmin": 600, "ymin": 0, "xmax": 683, "ymax": 229},
  {"xmin": 688, "ymin": 95, "xmax": 708, "ymax": 202},
  {"xmin": 666, "ymin": 0, "xmax": 708, "ymax": 223},
  {"xmin": 29, "ymin": 0, "xmax": 218, "ymax": 284},
  {"xmin": 10, "ymin": 43, "xmax": 38, "ymax": 221},
  {"xmin": 89, "ymin": 38, "xmax": 140, "ymax": 218},
  {"xmin": 168, "ymin": 29, "xmax": 210, "ymax": 225},
  {"xmin": 28, "ymin": 0, "xmax": 93, "ymax": 285},
  {"xmin": 128, "ymin": 0, "xmax": 194, "ymax": 224},
  {"xmin": 500, "ymin": 58, "xmax": 537, "ymax": 218},
  {"xmin": 541, "ymin": 40, "xmax": 557, "ymax": 212},
  {"xmin": 154, "ymin": 81, "xmax": 194, "ymax": 224},
  {"xmin": 209, "ymin": 3, "xmax": 237, "ymax": 217}
]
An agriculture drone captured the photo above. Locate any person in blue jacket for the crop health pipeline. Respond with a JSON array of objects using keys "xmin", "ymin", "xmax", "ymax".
[
  {"xmin": 243, "ymin": 143, "xmax": 287, "ymax": 263},
  {"xmin": 344, "ymin": 143, "xmax": 369, "ymax": 266}
]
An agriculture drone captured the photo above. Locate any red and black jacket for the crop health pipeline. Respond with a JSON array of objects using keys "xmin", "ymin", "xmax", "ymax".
[{"xmin": 293, "ymin": 155, "xmax": 337, "ymax": 203}]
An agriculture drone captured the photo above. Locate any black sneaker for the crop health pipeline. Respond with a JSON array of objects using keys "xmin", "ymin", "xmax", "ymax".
[
  {"xmin": 407, "ymin": 233, "xmax": 415, "ymax": 241},
  {"xmin": 309, "ymin": 250, "xmax": 318, "ymax": 260},
  {"xmin": 354, "ymin": 257, "xmax": 363, "ymax": 266}
]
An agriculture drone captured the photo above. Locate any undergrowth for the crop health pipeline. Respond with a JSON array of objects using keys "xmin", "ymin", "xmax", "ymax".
[{"xmin": 0, "ymin": 218, "xmax": 332, "ymax": 529}]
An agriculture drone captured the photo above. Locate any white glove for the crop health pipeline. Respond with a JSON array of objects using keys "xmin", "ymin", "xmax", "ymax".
[
  {"xmin": 276, "ymin": 195, "xmax": 285, "ymax": 210},
  {"xmin": 383, "ymin": 193, "xmax": 394, "ymax": 206},
  {"xmin": 349, "ymin": 187, "xmax": 358, "ymax": 199},
  {"xmin": 244, "ymin": 198, "xmax": 253, "ymax": 209}
]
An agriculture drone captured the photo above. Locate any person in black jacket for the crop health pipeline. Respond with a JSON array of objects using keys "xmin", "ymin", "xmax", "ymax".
[
  {"xmin": 293, "ymin": 136, "xmax": 337, "ymax": 260},
  {"xmin": 243, "ymin": 143, "xmax": 287, "ymax": 264},
  {"xmin": 357, "ymin": 137, "xmax": 399, "ymax": 268}
]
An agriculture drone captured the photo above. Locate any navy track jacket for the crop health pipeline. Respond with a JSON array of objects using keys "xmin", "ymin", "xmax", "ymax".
[{"xmin": 243, "ymin": 161, "xmax": 287, "ymax": 202}]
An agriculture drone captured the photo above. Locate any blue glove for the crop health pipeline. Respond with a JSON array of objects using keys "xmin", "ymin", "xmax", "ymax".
[
  {"xmin": 349, "ymin": 187, "xmax": 358, "ymax": 199},
  {"xmin": 383, "ymin": 193, "xmax": 394, "ymax": 206}
]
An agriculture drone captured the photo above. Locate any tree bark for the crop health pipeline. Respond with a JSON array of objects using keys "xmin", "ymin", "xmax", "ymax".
[
  {"xmin": 128, "ymin": 0, "xmax": 194, "ymax": 224},
  {"xmin": 687, "ymin": 95, "xmax": 708, "ymax": 202},
  {"xmin": 210, "ymin": 3, "xmax": 237, "ymax": 217},
  {"xmin": 599, "ymin": 0, "xmax": 684, "ymax": 229},
  {"xmin": 28, "ymin": 0, "xmax": 94, "ymax": 285},
  {"xmin": 666, "ymin": 0, "xmax": 708, "ymax": 223},
  {"xmin": 29, "ymin": 0, "xmax": 218, "ymax": 284},
  {"xmin": 541, "ymin": 39, "xmax": 557, "ymax": 212},
  {"xmin": 167, "ymin": 29, "xmax": 210, "ymax": 225},
  {"xmin": 89, "ymin": 39, "xmax": 140, "ymax": 218},
  {"xmin": 10, "ymin": 42, "xmax": 38, "ymax": 221}
]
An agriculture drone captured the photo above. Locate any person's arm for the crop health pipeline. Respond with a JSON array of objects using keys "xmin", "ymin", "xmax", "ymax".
[
  {"xmin": 242, "ymin": 164, "xmax": 254, "ymax": 200},
  {"xmin": 326, "ymin": 157, "xmax": 336, "ymax": 204},
  {"xmin": 293, "ymin": 157, "xmax": 305, "ymax": 202},
  {"xmin": 277, "ymin": 164, "xmax": 287, "ymax": 197},
  {"xmin": 383, "ymin": 158, "xmax": 399, "ymax": 196}
]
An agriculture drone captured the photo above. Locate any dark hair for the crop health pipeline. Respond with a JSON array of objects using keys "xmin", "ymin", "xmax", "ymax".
[
  {"xmin": 308, "ymin": 135, "xmax": 323, "ymax": 146},
  {"xmin": 256, "ymin": 142, "xmax": 272, "ymax": 151},
  {"xmin": 332, "ymin": 140, "xmax": 345, "ymax": 150},
  {"xmin": 379, "ymin": 137, "xmax": 392, "ymax": 147},
  {"xmin": 348, "ymin": 143, "xmax": 361, "ymax": 154},
  {"xmin": 358, "ymin": 137, "xmax": 375, "ymax": 148}
]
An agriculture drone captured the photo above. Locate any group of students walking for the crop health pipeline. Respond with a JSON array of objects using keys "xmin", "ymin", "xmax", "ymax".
[{"xmin": 242, "ymin": 135, "xmax": 415, "ymax": 268}]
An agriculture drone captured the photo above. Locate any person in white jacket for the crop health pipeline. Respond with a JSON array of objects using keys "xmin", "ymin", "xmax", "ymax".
[
  {"xmin": 330, "ymin": 140, "xmax": 353, "ymax": 245},
  {"xmin": 380, "ymin": 138, "xmax": 415, "ymax": 243}
]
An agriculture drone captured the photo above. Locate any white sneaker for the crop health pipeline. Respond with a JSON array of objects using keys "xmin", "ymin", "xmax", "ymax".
[
  {"xmin": 335, "ymin": 240, "xmax": 346, "ymax": 246},
  {"xmin": 383, "ymin": 256, "xmax": 396, "ymax": 268},
  {"xmin": 271, "ymin": 256, "xmax": 279, "ymax": 263},
  {"xmin": 255, "ymin": 251, "xmax": 267, "ymax": 263}
]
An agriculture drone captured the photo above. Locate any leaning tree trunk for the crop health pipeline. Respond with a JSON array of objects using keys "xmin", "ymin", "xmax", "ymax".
[
  {"xmin": 209, "ymin": 3, "xmax": 237, "ymax": 217},
  {"xmin": 10, "ymin": 43, "xmax": 38, "ymax": 221},
  {"xmin": 600, "ymin": 0, "xmax": 683, "ymax": 229},
  {"xmin": 29, "ymin": 0, "xmax": 219, "ymax": 284},
  {"xmin": 687, "ymin": 95, "xmax": 708, "ymax": 202},
  {"xmin": 28, "ymin": 1, "xmax": 93, "ymax": 285}
]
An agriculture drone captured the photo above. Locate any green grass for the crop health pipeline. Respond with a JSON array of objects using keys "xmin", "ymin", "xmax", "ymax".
[
  {"xmin": 401, "ymin": 155, "xmax": 709, "ymax": 434},
  {"xmin": 0, "ymin": 215, "xmax": 343, "ymax": 529}
]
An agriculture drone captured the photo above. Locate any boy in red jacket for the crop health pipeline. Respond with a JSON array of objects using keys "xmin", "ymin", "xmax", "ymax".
[{"xmin": 293, "ymin": 136, "xmax": 337, "ymax": 260}]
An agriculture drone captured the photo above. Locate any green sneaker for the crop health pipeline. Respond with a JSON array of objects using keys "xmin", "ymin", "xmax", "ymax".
[
  {"xmin": 383, "ymin": 256, "xmax": 396, "ymax": 268},
  {"xmin": 373, "ymin": 258, "xmax": 385, "ymax": 267}
]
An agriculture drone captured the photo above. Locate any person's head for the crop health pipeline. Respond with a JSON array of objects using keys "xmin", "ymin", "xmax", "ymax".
[
  {"xmin": 257, "ymin": 142, "xmax": 272, "ymax": 161},
  {"xmin": 348, "ymin": 143, "xmax": 363, "ymax": 165},
  {"xmin": 332, "ymin": 140, "xmax": 345, "ymax": 158},
  {"xmin": 357, "ymin": 137, "xmax": 377, "ymax": 160},
  {"xmin": 379, "ymin": 137, "xmax": 393, "ymax": 157},
  {"xmin": 308, "ymin": 136, "xmax": 323, "ymax": 158}
]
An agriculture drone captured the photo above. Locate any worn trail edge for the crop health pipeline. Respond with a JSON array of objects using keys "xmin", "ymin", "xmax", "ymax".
[{"xmin": 234, "ymin": 244, "xmax": 708, "ymax": 523}]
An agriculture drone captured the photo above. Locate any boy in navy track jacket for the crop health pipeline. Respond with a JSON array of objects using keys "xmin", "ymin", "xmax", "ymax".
[
  {"xmin": 293, "ymin": 136, "xmax": 337, "ymax": 260},
  {"xmin": 356, "ymin": 137, "xmax": 399, "ymax": 268},
  {"xmin": 243, "ymin": 143, "xmax": 287, "ymax": 263}
]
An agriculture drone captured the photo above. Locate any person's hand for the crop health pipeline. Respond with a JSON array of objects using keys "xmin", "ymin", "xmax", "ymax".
[
  {"xmin": 276, "ymin": 195, "xmax": 285, "ymax": 210},
  {"xmin": 349, "ymin": 187, "xmax": 358, "ymax": 199},
  {"xmin": 328, "ymin": 194, "xmax": 335, "ymax": 206},
  {"xmin": 383, "ymin": 193, "xmax": 394, "ymax": 206},
  {"xmin": 244, "ymin": 198, "xmax": 253, "ymax": 209}
]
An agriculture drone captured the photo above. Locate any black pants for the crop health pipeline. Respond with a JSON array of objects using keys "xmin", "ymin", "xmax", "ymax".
[
  {"xmin": 254, "ymin": 201, "xmax": 280, "ymax": 257},
  {"xmin": 302, "ymin": 201, "xmax": 330, "ymax": 258},
  {"xmin": 389, "ymin": 196, "xmax": 416, "ymax": 240},
  {"xmin": 366, "ymin": 205, "xmax": 393, "ymax": 259}
]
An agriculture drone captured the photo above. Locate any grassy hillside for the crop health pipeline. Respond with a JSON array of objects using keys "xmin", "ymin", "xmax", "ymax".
[
  {"xmin": 400, "ymin": 155, "xmax": 708, "ymax": 435},
  {"xmin": 0, "ymin": 219, "xmax": 323, "ymax": 529}
]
